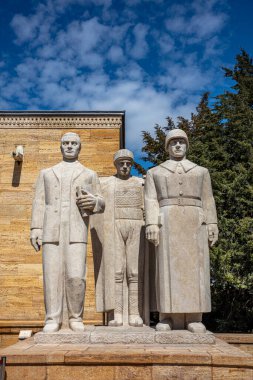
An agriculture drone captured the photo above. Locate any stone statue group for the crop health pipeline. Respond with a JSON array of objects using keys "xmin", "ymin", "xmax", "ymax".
[{"xmin": 30, "ymin": 129, "xmax": 218, "ymax": 334}]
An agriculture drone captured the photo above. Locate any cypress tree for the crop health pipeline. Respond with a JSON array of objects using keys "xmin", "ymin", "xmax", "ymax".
[
  {"xmin": 137, "ymin": 50, "xmax": 253, "ymax": 332},
  {"xmin": 207, "ymin": 50, "xmax": 253, "ymax": 332}
]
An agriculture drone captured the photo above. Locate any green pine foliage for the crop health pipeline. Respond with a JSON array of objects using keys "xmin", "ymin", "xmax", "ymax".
[{"xmin": 138, "ymin": 50, "xmax": 253, "ymax": 332}]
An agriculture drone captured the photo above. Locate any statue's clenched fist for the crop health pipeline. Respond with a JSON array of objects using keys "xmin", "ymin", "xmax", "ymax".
[
  {"xmin": 30, "ymin": 228, "xmax": 42, "ymax": 252},
  {"xmin": 146, "ymin": 224, "xmax": 160, "ymax": 246},
  {"xmin": 207, "ymin": 224, "xmax": 219, "ymax": 247}
]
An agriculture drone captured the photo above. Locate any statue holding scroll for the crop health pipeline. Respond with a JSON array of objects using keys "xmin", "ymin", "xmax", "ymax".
[{"xmin": 145, "ymin": 129, "xmax": 218, "ymax": 332}]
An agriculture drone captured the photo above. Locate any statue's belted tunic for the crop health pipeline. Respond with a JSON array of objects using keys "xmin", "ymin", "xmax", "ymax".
[
  {"xmin": 92, "ymin": 175, "xmax": 146, "ymax": 319},
  {"xmin": 145, "ymin": 159, "xmax": 217, "ymax": 313},
  {"xmin": 114, "ymin": 177, "xmax": 144, "ymax": 287}
]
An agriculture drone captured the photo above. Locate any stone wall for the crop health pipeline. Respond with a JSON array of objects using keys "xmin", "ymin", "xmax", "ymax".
[{"xmin": 0, "ymin": 111, "xmax": 124, "ymax": 346}]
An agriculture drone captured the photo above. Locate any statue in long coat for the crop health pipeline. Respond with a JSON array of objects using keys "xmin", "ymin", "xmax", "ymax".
[{"xmin": 145, "ymin": 129, "xmax": 218, "ymax": 333}]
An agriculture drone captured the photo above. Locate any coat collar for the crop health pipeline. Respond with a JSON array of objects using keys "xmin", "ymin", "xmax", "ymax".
[
  {"xmin": 160, "ymin": 159, "xmax": 197, "ymax": 173},
  {"xmin": 52, "ymin": 161, "xmax": 85, "ymax": 182}
]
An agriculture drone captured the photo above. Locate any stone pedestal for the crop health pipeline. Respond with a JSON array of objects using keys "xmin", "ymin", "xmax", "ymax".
[
  {"xmin": 0, "ymin": 334, "xmax": 252, "ymax": 379},
  {"xmin": 34, "ymin": 326, "xmax": 216, "ymax": 345}
]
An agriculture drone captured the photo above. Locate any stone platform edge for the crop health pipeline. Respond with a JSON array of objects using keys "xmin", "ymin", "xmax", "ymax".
[
  {"xmin": 0, "ymin": 336, "xmax": 252, "ymax": 380},
  {"xmin": 34, "ymin": 325, "xmax": 216, "ymax": 345}
]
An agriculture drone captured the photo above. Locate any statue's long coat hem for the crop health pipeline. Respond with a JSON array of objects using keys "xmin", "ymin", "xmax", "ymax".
[{"xmin": 91, "ymin": 176, "xmax": 116, "ymax": 313}]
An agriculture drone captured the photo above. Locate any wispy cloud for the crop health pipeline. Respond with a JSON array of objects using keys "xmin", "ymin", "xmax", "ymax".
[
  {"xmin": 0, "ymin": 0, "xmax": 230, "ymax": 154},
  {"xmin": 129, "ymin": 23, "xmax": 149, "ymax": 59},
  {"xmin": 165, "ymin": 0, "xmax": 227, "ymax": 43}
]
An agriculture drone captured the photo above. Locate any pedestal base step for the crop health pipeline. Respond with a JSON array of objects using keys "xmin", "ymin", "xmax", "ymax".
[
  {"xmin": 34, "ymin": 325, "xmax": 215, "ymax": 344},
  {"xmin": 0, "ymin": 336, "xmax": 252, "ymax": 380}
]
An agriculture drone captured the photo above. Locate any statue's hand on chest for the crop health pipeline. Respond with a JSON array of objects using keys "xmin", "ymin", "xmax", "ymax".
[{"xmin": 76, "ymin": 186, "xmax": 96, "ymax": 215}]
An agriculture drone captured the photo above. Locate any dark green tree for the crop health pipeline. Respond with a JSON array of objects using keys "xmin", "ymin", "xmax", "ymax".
[{"xmin": 137, "ymin": 50, "xmax": 253, "ymax": 332}]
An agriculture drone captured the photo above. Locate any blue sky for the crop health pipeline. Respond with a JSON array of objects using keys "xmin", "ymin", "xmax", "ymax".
[{"xmin": 0, "ymin": 0, "xmax": 252, "ymax": 159}]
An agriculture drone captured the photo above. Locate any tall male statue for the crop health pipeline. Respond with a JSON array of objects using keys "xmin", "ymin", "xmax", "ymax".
[
  {"xmin": 145, "ymin": 129, "xmax": 218, "ymax": 333},
  {"xmin": 30, "ymin": 132, "xmax": 105, "ymax": 333},
  {"xmin": 92, "ymin": 149, "xmax": 145, "ymax": 327}
]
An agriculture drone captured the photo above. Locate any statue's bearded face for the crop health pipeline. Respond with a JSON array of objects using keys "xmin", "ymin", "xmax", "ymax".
[
  {"xmin": 61, "ymin": 135, "xmax": 81, "ymax": 160},
  {"xmin": 168, "ymin": 138, "xmax": 187, "ymax": 160},
  {"xmin": 115, "ymin": 158, "xmax": 132, "ymax": 178}
]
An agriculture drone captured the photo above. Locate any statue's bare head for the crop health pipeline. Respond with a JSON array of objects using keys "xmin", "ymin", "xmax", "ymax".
[{"xmin": 61, "ymin": 132, "xmax": 81, "ymax": 161}]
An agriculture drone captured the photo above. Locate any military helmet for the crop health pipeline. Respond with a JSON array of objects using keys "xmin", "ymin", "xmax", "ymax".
[
  {"xmin": 113, "ymin": 149, "xmax": 134, "ymax": 164},
  {"xmin": 165, "ymin": 129, "xmax": 189, "ymax": 151}
]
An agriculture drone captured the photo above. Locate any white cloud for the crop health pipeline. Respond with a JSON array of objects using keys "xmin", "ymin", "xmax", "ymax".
[
  {"xmin": 53, "ymin": 0, "xmax": 112, "ymax": 8},
  {"xmin": 165, "ymin": 16, "xmax": 185, "ymax": 34},
  {"xmin": 55, "ymin": 18, "xmax": 108, "ymax": 64},
  {"xmin": 189, "ymin": 11, "xmax": 227, "ymax": 39},
  {"xmin": 157, "ymin": 33, "xmax": 175, "ymax": 54},
  {"xmin": 107, "ymin": 46, "xmax": 124, "ymax": 63},
  {"xmin": 204, "ymin": 36, "xmax": 223, "ymax": 57},
  {"xmin": 0, "ymin": 0, "xmax": 230, "ymax": 157},
  {"xmin": 165, "ymin": 0, "xmax": 227, "ymax": 42},
  {"xmin": 115, "ymin": 62, "xmax": 145, "ymax": 81},
  {"xmin": 157, "ymin": 57, "xmax": 216, "ymax": 106},
  {"xmin": 129, "ymin": 23, "xmax": 149, "ymax": 59},
  {"xmin": 11, "ymin": 13, "xmax": 42, "ymax": 44},
  {"xmin": 38, "ymin": 0, "xmax": 112, "ymax": 16},
  {"xmin": 11, "ymin": 3, "xmax": 55, "ymax": 46}
]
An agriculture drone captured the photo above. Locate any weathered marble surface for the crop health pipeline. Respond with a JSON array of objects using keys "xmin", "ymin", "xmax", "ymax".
[
  {"xmin": 91, "ymin": 149, "xmax": 147, "ymax": 327},
  {"xmin": 34, "ymin": 325, "xmax": 215, "ymax": 345},
  {"xmin": 155, "ymin": 331, "xmax": 215, "ymax": 344},
  {"xmin": 145, "ymin": 129, "xmax": 219, "ymax": 332},
  {"xmin": 34, "ymin": 328, "xmax": 92, "ymax": 344},
  {"xmin": 90, "ymin": 326, "xmax": 155, "ymax": 344},
  {"xmin": 30, "ymin": 132, "xmax": 104, "ymax": 333}
]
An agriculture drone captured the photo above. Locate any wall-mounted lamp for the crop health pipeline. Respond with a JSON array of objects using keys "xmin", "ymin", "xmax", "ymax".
[{"xmin": 12, "ymin": 145, "xmax": 24, "ymax": 162}]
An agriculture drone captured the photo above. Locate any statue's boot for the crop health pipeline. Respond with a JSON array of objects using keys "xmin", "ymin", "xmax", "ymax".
[
  {"xmin": 69, "ymin": 320, "xmax": 85, "ymax": 332},
  {"xmin": 186, "ymin": 313, "xmax": 206, "ymax": 333},
  {"xmin": 128, "ymin": 282, "xmax": 143, "ymax": 327},
  {"xmin": 156, "ymin": 317, "xmax": 172, "ymax": 331},
  {"xmin": 108, "ymin": 282, "xmax": 123, "ymax": 327},
  {"xmin": 108, "ymin": 313, "xmax": 123, "ymax": 327},
  {"xmin": 43, "ymin": 322, "xmax": 60, "ymax": 333},
  {"xmin": 129, "ymin": 315, "xmax": 143, "ymax": 327},
  {"xmin": 187, "ymin": 322, "xmax": 206, "ymax": 333}
]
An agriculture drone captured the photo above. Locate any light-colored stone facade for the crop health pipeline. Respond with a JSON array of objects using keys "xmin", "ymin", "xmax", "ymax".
[{"xmin": 0, "ymin": 111, "xmax": 124, "ymax": 347}]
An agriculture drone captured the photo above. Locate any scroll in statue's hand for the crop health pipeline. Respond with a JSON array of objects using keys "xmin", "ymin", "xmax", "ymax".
[
  {"xmin": 207, "ymin": 224, "xmax": 219, "ymax": 247},
  {"xmin": 76, "ymin": 187, "xmax": 96, "ymax": 212},
  {"xmin": 146, "ymin": 224, "xmax": 160, "ymax": 246},
  {"xmin": 30, "ymin": 228, "xmax": 42, "ymax": 252}
]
